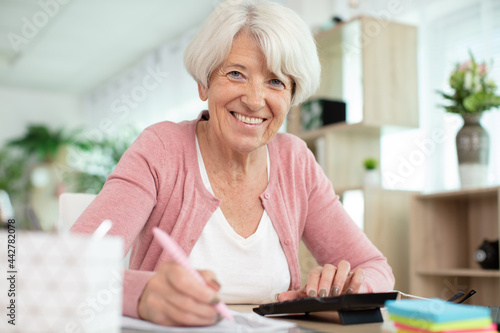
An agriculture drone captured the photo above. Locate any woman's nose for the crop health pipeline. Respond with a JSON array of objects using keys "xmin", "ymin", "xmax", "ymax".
[{"xmin": 242, "ymin": 83, "xmax": 265, "ymax": 111}]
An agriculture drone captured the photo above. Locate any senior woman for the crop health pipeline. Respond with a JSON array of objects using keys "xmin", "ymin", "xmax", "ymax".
[{"xmin": 72, "ymin": 0, "xmax": 395, "ymax": 327}]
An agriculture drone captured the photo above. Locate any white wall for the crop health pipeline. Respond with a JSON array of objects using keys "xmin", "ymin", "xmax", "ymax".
[
  {"xmin": 284, "ymin": 0, "xmax": 419, "ymax": 30},
  {"xmin": 0, "ymin": 85, "xmax": 82, "ymax": 146},
  {"xmin": 284, "ymin": 0, "xmax": 335, "ymax": 30}
]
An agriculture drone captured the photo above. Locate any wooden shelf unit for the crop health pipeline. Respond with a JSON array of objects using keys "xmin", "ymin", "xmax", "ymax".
[
  {"xmin": 363, "ymin": 188, "xmax": 417, "ymax": 293},
  {"xmin": 299, "ymin": 188, "xmax": 416, "ymax": 292},
  {"xmin": 410, "ymin": 187, "xmax": 500, "ymax": 306},
  {"xmin": 287, "ymin": 16, "xmax": 418, "ymax": 190},
  {"xmin": 287, "ymin": 16, "xmax": 419, "ymax": 131},
  {"xmin": 293, "ymin": 17, "xmax": 419, "ymax": 292}
]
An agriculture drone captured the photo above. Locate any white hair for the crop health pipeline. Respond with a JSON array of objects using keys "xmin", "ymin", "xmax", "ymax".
[{"xmin": 183, "ymin": 0, "xmax": 320, "ymax": 105}]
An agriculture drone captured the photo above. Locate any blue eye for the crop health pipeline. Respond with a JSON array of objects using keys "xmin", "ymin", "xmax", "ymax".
[
  {"xmin": 228, "ymin": 71, "xmax": 243, "ymax": 79},
  {"xmin": 270, "ymin": 78, "xmax": 284, "ymax": 88}
]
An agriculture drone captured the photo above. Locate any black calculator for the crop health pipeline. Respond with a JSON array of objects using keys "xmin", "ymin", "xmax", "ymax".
[{"xmin": 253, "ymin": 292, "xmax": 398, "ymax": 316}]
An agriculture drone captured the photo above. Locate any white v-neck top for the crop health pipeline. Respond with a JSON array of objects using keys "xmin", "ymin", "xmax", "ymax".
[{"xmin": 188, "ymin": 137, "xmax": 291, "ymax": 304}]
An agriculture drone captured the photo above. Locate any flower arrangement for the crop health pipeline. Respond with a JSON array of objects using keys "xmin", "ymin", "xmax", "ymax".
[{"xmin": 438, "ymin": 52, "xmax": 500, "ymax": 114}]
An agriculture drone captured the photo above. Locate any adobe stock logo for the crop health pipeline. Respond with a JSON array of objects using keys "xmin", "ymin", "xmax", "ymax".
[{"xmin": 7, "ymin": 0, "xmax": 72, "ymax": 53}]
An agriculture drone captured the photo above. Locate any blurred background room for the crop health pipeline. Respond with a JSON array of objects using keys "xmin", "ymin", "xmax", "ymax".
[{"xmin": 0, "ymin": 0, "xmax": 499, "ymax": 304}]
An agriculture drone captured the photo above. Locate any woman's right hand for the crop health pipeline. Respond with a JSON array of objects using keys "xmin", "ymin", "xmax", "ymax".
[{"xmin": 138, "ymin": 261, "xmax": 222, "ymax": 326}]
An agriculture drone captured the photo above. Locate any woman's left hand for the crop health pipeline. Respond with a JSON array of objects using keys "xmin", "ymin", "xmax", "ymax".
[{"xmin": 276, "ymin": 260, "xmax": 365, "ymax": 302}]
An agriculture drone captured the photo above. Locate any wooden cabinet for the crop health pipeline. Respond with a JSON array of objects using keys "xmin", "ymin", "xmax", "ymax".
[
  {"xmin": 287, "ymin": 16, "xmax": 418, "ymax": 191},
  {"xmin": 298, "ymin": 188, "xmax": 416, "ymax": 292},
  {"xmin": 410, "ymin": 187, "xmax": 500, "ymax": 306},
  {"xmin": 364, "ymin": 188, "xmax": 417, "ymax": 293},
  {"xmin": 292, "ymin": 17, "xmax": 419, "ymax": 291}
]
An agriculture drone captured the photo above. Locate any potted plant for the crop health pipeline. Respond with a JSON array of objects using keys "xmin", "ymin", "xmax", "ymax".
[
  {"xmin": 363, "ymin": 157, "xmax": 379, "ymax": 187},
  {"xmin": 437, "ymin": 51, "xmax": 500, "ymax": 188},
  {"xmin": 7, "ymin": 125, "xmax": 91, "ymax": 163},
  {"xmin": 7, "ymin": 124, "xmax": 91, "ymax": 230}
]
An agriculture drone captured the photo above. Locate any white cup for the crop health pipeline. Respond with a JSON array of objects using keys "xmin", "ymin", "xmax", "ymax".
[{"xmin": 0, "ymin": 231, "xmax": 123, "ymax": 333}]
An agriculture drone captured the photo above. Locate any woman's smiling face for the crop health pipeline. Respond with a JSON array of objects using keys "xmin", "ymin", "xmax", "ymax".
[{"xmin": 198, "ymin": 32, "xmax": 293, "ymax": 154}]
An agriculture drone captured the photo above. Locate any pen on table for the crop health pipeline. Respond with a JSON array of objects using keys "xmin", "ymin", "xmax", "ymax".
[{"xmin": 152, "ymin": 227, "xmax": 234, "ymax": 321}]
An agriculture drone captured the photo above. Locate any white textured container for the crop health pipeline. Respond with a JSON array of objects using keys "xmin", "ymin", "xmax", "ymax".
[
  {"xmin": 0, "ymin": 231, "xmax": 123, "ymax": 333},
  {"xmin": 363, "ymin": 170, "xmax": 380, "ymax": 188},
  {"xmin": 459, "ymin": 163, "xmax": 489, "ymax": 188}
]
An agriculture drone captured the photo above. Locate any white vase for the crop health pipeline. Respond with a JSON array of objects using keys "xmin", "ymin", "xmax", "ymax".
[{"xmin": 364, "ymin": 170, "xmax": 379, "ymax": 188}]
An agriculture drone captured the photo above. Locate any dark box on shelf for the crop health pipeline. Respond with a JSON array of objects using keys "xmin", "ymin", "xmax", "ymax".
[{"xmin": 301, "ymin": 99, "xmax": 346, "ymax": 131}]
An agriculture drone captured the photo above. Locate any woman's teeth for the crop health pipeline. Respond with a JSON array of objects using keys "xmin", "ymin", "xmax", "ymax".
[{"xmin": 233, "ymin": 112, "xmax": 264, "ymax": 124}]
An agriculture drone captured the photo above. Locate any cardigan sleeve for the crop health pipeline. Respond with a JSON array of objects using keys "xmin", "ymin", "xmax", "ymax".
[
  {"xmin": 71, "ymin": 127, "xmax": 165, "ymax": 318},
  {"xmin": 301, "ymin": 149, "xmax": 395, "ymax": 293},
  {"xmin": 122, "ymin": 270, "xmax": 156, "ymax": 318}
]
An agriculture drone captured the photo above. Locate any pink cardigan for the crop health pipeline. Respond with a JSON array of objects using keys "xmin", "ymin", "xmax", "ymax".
[{"xmin": 71, "ymin": 111, "xmax": 394, "ymax": 318}]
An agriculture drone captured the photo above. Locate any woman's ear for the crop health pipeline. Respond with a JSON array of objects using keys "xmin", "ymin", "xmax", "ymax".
[{"xmin": 198, "ymin": 83, "xmax": 208, "ymax": 101}]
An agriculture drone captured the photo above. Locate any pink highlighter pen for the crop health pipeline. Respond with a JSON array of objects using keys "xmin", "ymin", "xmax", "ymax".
[{"xmin": 152, "ymin": 227, "xmax": 234, "ymax": 321}]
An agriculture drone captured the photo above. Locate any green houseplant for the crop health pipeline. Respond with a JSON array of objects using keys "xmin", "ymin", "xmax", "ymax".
[
  {"xmin": 0, "ymin": 147, "xmax": 30, "ymax": 227},
  {"xmin": 5, "ymin": 124, "xmax": 92, "ymax": 230},
  {"xmin": 437, "ymin": 52, "xmax": 500, "ymax": 188},
  {"xmin": 2, "ymin": 123, "xmax": 138, "ymax": 229},
  {"xmin": 363, "ymin": 158, "xmax": 378, "ymax": 171},
  {"xmin": 68, "ymin": 128, "xmax": 139, "ymax": 194},
  {"xmin": 0, "ymin": 148, "xmax": 28, "ymax": 197},
  {"xmin": 7, "ymin": 125, "xmax": 91, "ymax": 163}
]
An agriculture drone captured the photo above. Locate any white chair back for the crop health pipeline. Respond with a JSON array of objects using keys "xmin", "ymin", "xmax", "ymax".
[{"xmin": 58, "ymin": 192, "xmax": 131, "ymax": 268}]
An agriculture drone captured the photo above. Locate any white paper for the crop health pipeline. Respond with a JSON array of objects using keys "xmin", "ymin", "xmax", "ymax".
[{"xmin": 121, "ymin": 311, "xmax": 297, "ymax": 332}]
